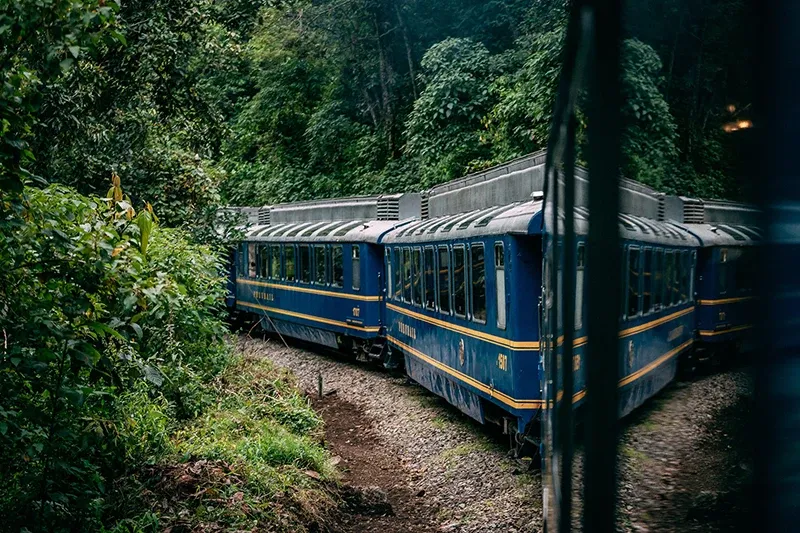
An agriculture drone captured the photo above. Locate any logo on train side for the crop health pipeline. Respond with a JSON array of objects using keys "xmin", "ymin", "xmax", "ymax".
[
  {"xmin": 459, "ymin": 338, "xmax": 465, "ymax": 367},
  {"xmin": 398, "ymin": 322, "xmax": 417, "ymax": 339},
  {"xmin": 668, "ymin": 325, "xmax": 684, "ymax": 342},
  {"xmin": 253, "ymin": 291, "xmax": 275, "ymax": 302}
]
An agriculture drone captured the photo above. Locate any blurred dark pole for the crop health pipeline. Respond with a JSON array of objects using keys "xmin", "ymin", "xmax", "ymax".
[
  {"xmin": 756, "ymin": 1, "xmax": 800, "ymax": 530},
  {"xmin": 583, "ymin": 0, "xmax": 622, "ymax": 532}
]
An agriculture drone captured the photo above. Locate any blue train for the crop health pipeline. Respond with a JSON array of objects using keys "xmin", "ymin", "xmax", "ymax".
[{"xmin": 224, "ymin": 155, "xmax": 758, "ymax": 448}]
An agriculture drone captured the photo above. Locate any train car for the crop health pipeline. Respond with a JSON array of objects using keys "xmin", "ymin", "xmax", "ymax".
[
  {"xmin": 683, "ymin": 223, "xmax": 759, "ymax": 357},
  {"xmin": 233, "ymin": 218, "xmax": 409, "ymax": 364},
  {"xmin": 569, "ymin": 212, "xmax": 700, "ymax": 418},
  {"xmin": 381, "ymin": 198, "xmax": 701, "ymax": 444},
  {"xmin": 381, "ymin": 201, "xmax": 544, "ymax": 442}
]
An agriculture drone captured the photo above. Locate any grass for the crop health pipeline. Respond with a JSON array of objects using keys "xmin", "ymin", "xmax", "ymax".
[
  {"xmin": 107, "ymin": 352, "xmax": 338, "ymax": 533},
  {"xmin": 440, "ymin": 440, "xmax": 495, "ymax": 462}
]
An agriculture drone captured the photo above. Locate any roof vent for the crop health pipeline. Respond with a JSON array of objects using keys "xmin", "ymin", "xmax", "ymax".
[
  {"xmin": 258, "ymin": 207, "xmax": 271, "ymax": 226},
  {"xmin": 420, "ymin": 193, "xmax": 430, "ymax": 220},
  {"xmin": 682, "ymin": 198, "xmax": 705, "ymax": 224},
  {"xmin": 377, "ymin": 196, "xmax": 400, "ymax": 220}
]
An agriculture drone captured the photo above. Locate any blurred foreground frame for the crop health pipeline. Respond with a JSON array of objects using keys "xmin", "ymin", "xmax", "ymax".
[
  {"xmin": 756, "ymin": 0, "xmax": 800, "ymax": 531},
  {"xmin": 546, "ymin": 0, "xmax": 800, "ymax": 531}
]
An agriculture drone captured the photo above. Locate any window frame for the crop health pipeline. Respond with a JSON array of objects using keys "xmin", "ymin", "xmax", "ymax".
[
  {"xmin": 351, "ymin": 245, "xmax": 361, "ymax": 291},
  {"xmin": 331, "ymin": 245, "xmax": 343, "ymax": 288},
  {"xmin": 298, "ymin": 244, "xmax": 311, "ymax": 284},
  {"xmin": 437, "ymin": 245, "xmax": 451, "ymax": 314},
  {"xmin": 248, "ymin": 243, "xmax": 257, "ymax": 278},
  {"xmin": 269, "ymin": 244, "xmax": 282, "ymax": 280},
  {"xmin": 313, "ymin": 244, "xmax": 327, "ymax": 285},
  {"xmin": 626, "ymin": 245, "xmax": 642, "ymax": 319},
  {"xmin": 423, "ymin": 246, "xmax": 436, "ymax": 311},
  {"xmin": 452, "ymin": 244, "xmax": 468, "ymax": 318},
  {"xmin": 385, "ymin": 248, "xmax": 393, "ymax": 299},
  {"xmin": 469, "ymin": 242, "xmax": 487, "ymax": 325},
  {"xmin": 575, "ymin": 242, "xmax": 586, "ymax": 329},
  {"xmin": 411, "ymin": 247, "xmax": 422, "ymax": 306},
  {"xmin": 494, "ymin": 241, "xmax": 507, "ymax": 330},
  {"xmin": 285, "ymin": 245, "xmax": 296, "ymax": 282},
  {"xmin": 642, "ymin": 246, "xmax": 653, "ymax": 314}
]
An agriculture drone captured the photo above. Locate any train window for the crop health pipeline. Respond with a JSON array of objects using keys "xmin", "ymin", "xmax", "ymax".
[
  {"xmin": 411, "ymin": 248, "xmax": 422, "ymax": 306},
  {"xmin": 269, "ymin": 245, "xmax": 279, "ymax": 280},
  {"xmin": 248, "ymin": 243, "xmax": 257, "ymax": 277},
  {"xmin": 424, "ymin": 247, "xmax": 436, "ymax": 310},
  {"xmin": 352, "ymin": 246, "xmax": 361, "ymax": 290},
  {"xmin": 665, "ymin": 251, "xmax": 676, "ymax": 306},
  {"xmin": 385, "ymin": 249, "xmax": 393, "ymax": 298},
  {"xmin": 680, "ymin": 251, "xmax": 690, "ymax": 302},
  {"xmin": 718, "ymin": 248, "xmax": 728, "ymax": 295},
  {"xmin": 690, "ymin": 251, "xmax": 697, "ymax": 301},
  {"xmin": 299, "ymin": 245, "xmax": 311, "ymax": 283},
  {"xmin": 325, "ymin": 246, "xmax": 332, "ymax": 285},
  {"xmin": 453, "ymin": 245, "xmax": 467, "ymax": 317},
  {"xmin": 495, "ymin": 243, "xmax": 506, "ymax": 329},
  {"xmin": 470, "ymin": 243, "xmax": 486, "ymax": 324},
  {"xmin": 653, "ymin": 249, "xmax": 663, "ymax": 309},
  {"xmin": 735, "ymin": 248, "xmax": 753, "ymax": 293},
  {"xmin": 402, "ymin": 247, "xmax": 412, "ymax": 302},
  {"xmin": 642, "ymin": 248, "xmax": 652, "ymax": 314},
  {"xmin": 438, "ymin": 246, "xmax": 451, "ymax": 314},
  {"xmin": 257, "ymin": 245, "xmax": 268, "ymax": 278},
  {"xmin": 627, "ymin": 247, "xmax": 641, "ymax": 318},
  {"xmin": 314, "ymin": 245, "xmax": 326, "ymax": 285},
  {"xmin": 575, "ymin": 243, "xmax": 585, "ymax": 329},
  {"xmin": 285, "ymin": 245, "xmax": 296, "ymax": 281},
  {"xmin": 332, "ymin": 245, "xmax": 343, "ymax": 287},
  {"xmin": 393, "ymin": 248, "xmax": 402, "ymax": 300}
]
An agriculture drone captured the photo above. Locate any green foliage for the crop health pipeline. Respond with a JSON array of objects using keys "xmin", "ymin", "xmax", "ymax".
[
  {"xmin": 486, "ymin": 26, "xmax": 567, "ymax": 161},
  {"xmin": 108, "ymin": 352, "xmax": 335, "ymax": 532},
  {"xmin": 619, "ymin": 39, "xmax": 678, "ymax": 190},
  {"xmin": 0, "ymin": 0, "xmax": 122, "ymax": 195},
  {"xmin": 405, "ymin": 38, "xmax": 494, "ymax": 185},
  {"xmin": 0, "ymin": 183, "xmax": 231, "ymax": 531}
]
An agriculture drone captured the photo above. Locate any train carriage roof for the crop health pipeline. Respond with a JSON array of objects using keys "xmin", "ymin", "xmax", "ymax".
[
  {"xmin": 243, "ymin": 218, "xmax": 413, "ymax": 243},
  {"xmin": 680, "ymin": 223, "xmax": 761, "ymax": 247},
  {"xmin": 380, "ymin": 199, "xmax": 702, "ymax": 246}
]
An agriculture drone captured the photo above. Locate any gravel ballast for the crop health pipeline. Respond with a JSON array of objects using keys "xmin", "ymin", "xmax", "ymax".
[{"xmin": 239, "ymin": 335, "xmax": 752, "ymax": 533}]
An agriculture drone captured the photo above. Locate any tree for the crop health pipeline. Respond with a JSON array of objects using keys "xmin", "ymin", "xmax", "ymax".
[{"xmin": 405, "ymin": 38, "xmax": 494, "ymax": 185}]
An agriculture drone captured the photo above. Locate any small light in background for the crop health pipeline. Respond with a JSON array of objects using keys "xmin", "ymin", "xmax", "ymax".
[
  {"xmin": 727, "ymin": 104, "xmax": 737, "ymax": 113},
  {"xmin": 723, "ymin": 119, "xmax": 753, "ymax": 132}
]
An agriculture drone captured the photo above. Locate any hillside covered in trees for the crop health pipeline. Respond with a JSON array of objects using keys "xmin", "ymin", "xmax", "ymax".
[{"xmin": 6, "ymin": 0, "xmax": 754, "ymax": 230}]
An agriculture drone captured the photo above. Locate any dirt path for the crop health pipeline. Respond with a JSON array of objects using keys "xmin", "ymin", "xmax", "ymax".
[{"xmin": 312, "ymin": 394, "xmax": 437, "ymax": 532}]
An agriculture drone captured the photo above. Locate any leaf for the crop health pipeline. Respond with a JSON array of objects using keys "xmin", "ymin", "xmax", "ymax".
[
  {"xmin": 0, "ymin": 422, "xmax": 6, "ymax": 435},
  {"xmin": 143, "ymin": 365, "xmax": 163, "ymax": 386},
  {"xmin": 110, "ymin": 30, "xmax": 127, "ymax": 46},
  {"xmin": 68, "ymin": 46, "xmax": 80, "ymax": 58},
  {"xmin": 59, "ymin": 58, "xmax": 74, "ymax": 71},
  {"xmin": 123, "ymin": 294, "xmax": 138, "ymax": 311},
  {"xmin": 130, "ymin": 323, "xmax": 143, "ymax": 339}
]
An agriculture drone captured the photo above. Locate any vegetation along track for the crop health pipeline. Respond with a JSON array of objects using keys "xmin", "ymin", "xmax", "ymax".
[{"xmin": 242, "ymin": 335, "xmax": 752, "ymax": 532}]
